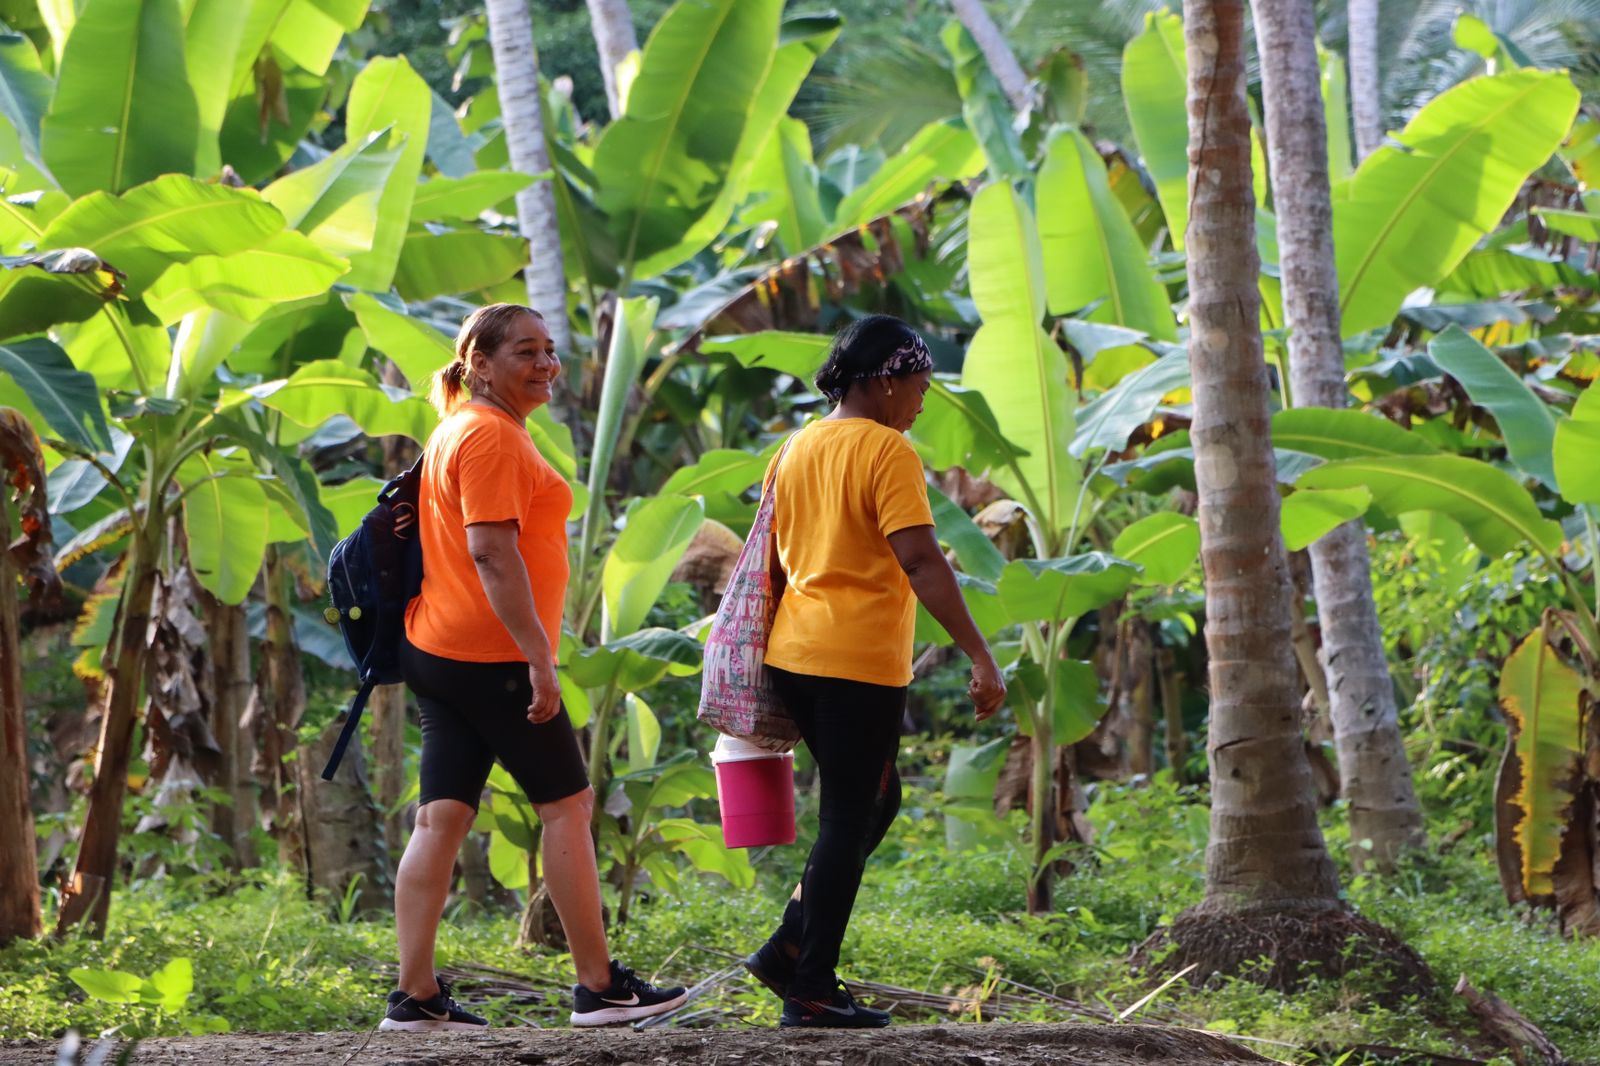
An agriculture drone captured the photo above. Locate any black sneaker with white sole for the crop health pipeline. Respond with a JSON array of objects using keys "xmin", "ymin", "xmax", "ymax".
[
  {"xmin": 780, "ymin": 980, "xmax": 891, "ymax": 1029},
  {"xmin": 569, "ymin": 960, "xmax": 688, "ymax": 1027},
  {"xmin": 742, "ymin": 940, "xmax": 794, "ymax": 1000},
  {"xmin": 378, "ymin": 978, "xmax": 489, "ymax": 1031}
]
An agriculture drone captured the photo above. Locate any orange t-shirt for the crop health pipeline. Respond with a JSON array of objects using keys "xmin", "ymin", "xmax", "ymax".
[
  {"xmin": 763, "ymin": 418, "xmax": 934, "ymax": 687},
  {"xmin": 404, "ymin": 403, "xmax": 572, "ymax": 663}
]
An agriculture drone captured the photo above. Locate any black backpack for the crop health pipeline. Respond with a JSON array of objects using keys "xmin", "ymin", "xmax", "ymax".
[{"xmin": 320, "ymin": 456, "xmax": 424, "ymax": 780}]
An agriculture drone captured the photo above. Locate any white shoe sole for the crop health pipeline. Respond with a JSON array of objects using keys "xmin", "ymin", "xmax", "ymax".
[
  {"xmin": 569, "ymin": 992, "xmax": 688, "ymax": 1027},
  {"xmin": 378, "ymin": 1018, "xmax": 490, "ymax": 1032}
]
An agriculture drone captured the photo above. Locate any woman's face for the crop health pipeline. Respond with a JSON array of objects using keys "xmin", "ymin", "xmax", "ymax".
[
  {"xmin": 476, "ymin": 314, "xmax": 559, "ymax": 417},
  {"xmin": 885, "ymin": 369, "xmax": 932, "ymax": 432}
]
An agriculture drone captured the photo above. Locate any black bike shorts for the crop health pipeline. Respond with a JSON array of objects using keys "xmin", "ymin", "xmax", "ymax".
[{"xmin": 400, "ymin": 636, "xmax": 589, "ymax": 809}]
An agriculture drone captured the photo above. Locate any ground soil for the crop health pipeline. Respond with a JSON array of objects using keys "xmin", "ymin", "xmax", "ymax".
[{"xmin": 1, "ymin": 1022, "xmax": 1273, "ymax": 1066}]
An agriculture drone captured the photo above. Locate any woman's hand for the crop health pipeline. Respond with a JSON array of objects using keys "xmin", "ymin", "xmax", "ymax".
[
  {"xmin": 969, "ymin": 654, "xmax": 1007, "ymax": 721},
  {"xmin": 527, "ymin": 657, "xmax": 562, "ymax": 724}
]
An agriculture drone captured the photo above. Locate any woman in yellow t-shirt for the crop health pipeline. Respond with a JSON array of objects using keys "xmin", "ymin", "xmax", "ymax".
[
  {"xmin": 746, "ymin": 315, "xmax": 1007, "ymax": 1029},
  {"xmin": 382, "ymin": 304, "xmax": 686, "ymax": 1032}
]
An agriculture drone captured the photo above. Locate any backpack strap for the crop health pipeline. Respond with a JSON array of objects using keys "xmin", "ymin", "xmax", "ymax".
[{"xmin": 320, "ymin": 680, "xmax": 376, "ymax": 781}]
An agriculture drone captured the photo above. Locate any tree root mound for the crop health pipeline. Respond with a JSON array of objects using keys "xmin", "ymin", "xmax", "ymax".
[
  {"xmin": 1, "ymin": 1023, "xmax": 1274, "ymax": 1066},
  {"xmin": 1134, "ymin": 905, "xmax": 1434, "ymax": 996}
]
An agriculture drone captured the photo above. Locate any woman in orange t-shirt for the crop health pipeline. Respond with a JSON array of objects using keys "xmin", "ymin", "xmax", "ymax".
[
  {"xmin": 381, "ymin": 304, "xmax": 686, "ymax": 1032},
  {"xmin": 743, "ymin": 315, "xmax": 1007, "ymax": 1028}
]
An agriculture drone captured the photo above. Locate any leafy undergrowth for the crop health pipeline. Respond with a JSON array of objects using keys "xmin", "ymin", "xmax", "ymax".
[{"xmin": 4, "ymin": 786, "xmax": 1598, "ymax": 1064}]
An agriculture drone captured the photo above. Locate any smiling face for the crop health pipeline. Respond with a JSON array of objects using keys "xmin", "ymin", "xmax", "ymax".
[{"xmin": 471, "ymin": 312, "xmax": 559, "ymax": 419}]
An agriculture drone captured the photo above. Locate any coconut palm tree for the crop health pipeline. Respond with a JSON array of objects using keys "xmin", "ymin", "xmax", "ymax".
[
  {"xmin": 1253, "ymin": 0, "xmax": 1426, "ymax": 869},
  {"xmin": 950, "ymin": 0, "xmax": 1031, "ymax": 109},
  {"xmin": 587, "ymin": 0, "xmax": 639, "ymax": 119}
]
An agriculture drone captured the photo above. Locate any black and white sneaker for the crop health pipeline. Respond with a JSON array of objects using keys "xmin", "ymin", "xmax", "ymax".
[
  {"xmin": 742, "ymin": 940, "xmax": 794, "ymax": 1000},
  {"xmin": 569, "ymin": 960, "xmax": 688, "ymax": 1027},
  {"xmin": 378, "ymin": 977, "xmax": 489, "ymax": 1031},
  {"xmin": 780, "ymin": 980, "xmax": 891, "ymax": 1029}
]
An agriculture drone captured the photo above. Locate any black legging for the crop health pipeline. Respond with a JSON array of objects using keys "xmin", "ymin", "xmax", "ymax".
[{"xmin": 767, "ymin": 667, "xmax": 904, "ymax": 998}]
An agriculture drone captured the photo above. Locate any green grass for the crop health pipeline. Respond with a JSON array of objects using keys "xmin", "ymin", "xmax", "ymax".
[{"xmin": 5, "ymin": 788, "xmax": 1599, "ymax": 1063}]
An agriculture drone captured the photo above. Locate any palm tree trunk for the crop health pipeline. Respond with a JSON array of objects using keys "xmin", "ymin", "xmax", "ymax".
[
  {"xmin": 949, "ymin": 0, "xmax": 1030, "ymax": 112},
  {"xmin": 57, "ymin": 522, "xmax": 163, "ymax": 936},
  {"xmin": 1347, "ymin": 0, "xmax": 1382, "ymax": 160},
  {"xmin": 1254, "ymin": 0, "xmax": 1424, "ymax": 870},
  {"xmin": 586, "ymin": 0, "xmax": 638, "ymax": 120},
  {"xmin": 0, "ymin": 496, "xmax": 41, "ymax": 944},
  {"xmin": 485, "ymin": 0, "xmax": 573, "ymax": 363},
  {"xmin": 202, "ymin": 595, "xmax": 256, "ymax": 869},
  {"xmin": 1181, "ymin": 0, "xmax": 1341, "ymax": 914}
]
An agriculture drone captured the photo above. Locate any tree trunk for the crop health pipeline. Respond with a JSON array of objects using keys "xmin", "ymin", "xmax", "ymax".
[
  {"xmin": 949, "ymin": 0, "xmax": 1030, "ymax": 112},
  {"xmin": 586, "ymin": 0, "xmax": 638, "ymax": 120},
  {"xmin": 57, "ymin": 524, "xmax": 163, "ymax": 936},
  {"xmin": 1180, "ymin": 0, "xmax": 1341, "ymax": 915},
  {"xmin": 1254, "ymin": 0, "xmax": 1424, "ymax": 870},
  {"xmin": 368, "ymin": 684, "xmax": 407, "ymax": 854},
  {"xmin": 258, "ymin": 546, "xmax": 305, "ymax": 846},
  {"xmin": 1346, "ymin": 0, "xmax": 1382, "ymax": 160},
  {"xmin": 0, "ymin": 496, "xmax": 41, "ymax": 944},
  {"xmin": 291, "ymin": 715, "xmax": 394, "ymax": 915},
  {"xmin": 1026, "ymin": 718, "xmax": 1054, "ymax": 913},
  {"xmin": 485, "ymin": 0, "xmax": 573, "ymax": 359},
  {"xmin": 1156, "ymin": 646, "xmax": 1188, "ymax": 782},
  {"xmin": 202, "ymin": 595, "xmax": 255, "ymax": 869},
  {"xmin": 1126, "ymin": 621, "xmax": 1156, "ymax": 779}
]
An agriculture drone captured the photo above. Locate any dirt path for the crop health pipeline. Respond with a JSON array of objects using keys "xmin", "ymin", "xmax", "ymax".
[{"xmin": 3, "ymin": 1023, "xmax": 1272, "ymax": 1065}]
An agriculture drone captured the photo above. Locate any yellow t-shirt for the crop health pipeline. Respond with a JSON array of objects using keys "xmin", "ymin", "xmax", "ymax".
[{"xmin": 763, "ymin": 418, "xmax": 934, "ymax": 687}]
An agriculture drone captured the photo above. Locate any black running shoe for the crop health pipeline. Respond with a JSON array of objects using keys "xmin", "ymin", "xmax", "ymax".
[
  {"xmin": 569, "ymin": 961, "xmax": 688, "ymax": 1027},
  {"xmin": 378, "ymin": 977, "xmax": 489, "ymax": 1031},
  {"xmin": 780, "ymin": 980, "xmax": 891, "ymax": 1029},
  {"xmin": 742, "ymin": 941, "xmax": 794, "ymax": 1000}
]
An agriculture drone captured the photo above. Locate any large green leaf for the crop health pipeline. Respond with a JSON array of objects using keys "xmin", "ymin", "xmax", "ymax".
[
  {"xmin": 344, "ymin": 292, "xmax": 454, "ymax": 392},
  {"xmin": 1554, "ymin": 386, "xmax": 1600, "ymax": 507},
  {"xmin": 218, "ymin": 59, "xmax": 333, "ymax": 186},
  {"xmin": 930, "ymin": 485, "xmax": 1006, "ymax": 582},
  {"xmin": 1008, "ymin": 657, "xmax": 1107, "ymax": 744},
  {"xmin": 740, "ymin": 116, "xmax": 828, "ymax": 254},
  {"xmin": 1269, "ymin": 407, "xmax": 1441, "ymax": 461},
  {"xmin": 909, "ymin": 378, "xmax": 1027, "ymax": 476},
  {"xmin": 1429, "ymin": 325, "xmax": 1557, "ymax": 488},
  {"xmin": 1279, "ymin": 486, "xmax": 1372, "ymax": 552},
  {"xmin": 393, "ymin": 231, "xmax": 527, "ymax": 302},
  {"xmin": 565, "ymin": 628, "xmax": 703, "ymax": 692},
  {"xmin": 1038, "ymin": 128, "xmax": 1176, "ymax": 339},
  {"xmin": 960, "ymin": 182, "xmax": 1079, "ymax": 536},
  {"xmin": 179, "ymin": 454, "xmax": 270, "ymax": 605},
  {"xmin": 830, "ymin": 120, "xmax": 984, "ymax": 230},
  {"xmin": 271, "ymin": 0, "xmax": 366, "ymax": 76},
  {"xmin": 411, "ymin": 171, "xmax": 539, "ymax": 223},
  {"xmin": 36, "ymin": 175, "xmax": 288, "ymax": 293},
  {"xmin": 0, "ymin": 30, "xmax": 51, "ymax": 171},
  {"xmin": 40, "ymin": 0, "xmax": 198, "ymax": 195},
  {"xmin": 1532, "ymin": 205, "xmax": 1600, "ymax": 242},
  {"xmin": 582, "ymin": 296, "xmax": 657, "ymax": 549},
  {"xmin": 942, "ymin": 20, "xmax": 1027, "ymax": 182},
  {"xmin": 592, "ymin": 0, "xmax": 782, "ymax": 278},
  {"xmin": 658, "ymin": 443, "xmax": 778, "ymax": 498},
  {"xmin": 261, "ymin": 130, "xmax": 403, "ymax": 258},
  {"xmin": 635, "ymin": 11, "xmax": 838, "ymax": 276},
  {"xmin": 184, "ymin": 0, "xmax": 250, "ymax": 179},
  {"xmin": 1297, "ymin": 454, "xmax": 1562, "ymax": 557},
  {"xmin": 144, "ymin": 230, "xmax": 347, "ymax": 323},
  {"xmin": 1112, "ymin": 512, "xmax": 1198, "ymax": 586},
  {"xmin": 247, "ymin": 360, "xmax": 437, "ymax": 443},
  {"xmin": 317, "ymin": 475, "xmax": 383, "ymax": 538},
  {"xmin": 1334, "ymin": 70, "xmax": 1579, "ymax": 337},
  {"xmin": 603, "ymin": 494, "xmax": 706, "ymax": 640},
  {"xmin": 1499, "ymin": 628, "xmax": 1586, "ymax": 897},
  {"xmin": 1320, "ymin": 47, "xmax": 1352, "ymax": 180},
  {"xmin": 0, "ymin": 336, "xmax": 111, "ymax": 451},
  {"xmin": 1121, "ymin": 11, "xmax": 1188, "ymax": 249},
  {"xmin": 996, "ymin": 553, "xmax": 1140, "ymax": 625},
  {"xmin": 1071, "ymin": 347, "xmax": 1189, "ymax": 458},
  {"xmin": 701, "ymin": 331, "xmax": 829, "ymax": 379},
  {"xmin": 340, "ymin": 56, "xmax": 430, "ymax": 291}
]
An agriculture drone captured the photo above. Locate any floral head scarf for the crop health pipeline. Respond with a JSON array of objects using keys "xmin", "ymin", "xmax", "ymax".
[{"xmin": 822, "ymin": 332, "xmax": 933, "ymax": 402}]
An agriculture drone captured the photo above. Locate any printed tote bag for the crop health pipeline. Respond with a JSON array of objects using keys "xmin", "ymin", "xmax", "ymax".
[{"xmin": 697, "ymin": 437, "xmax": 799, "ymax": 752}]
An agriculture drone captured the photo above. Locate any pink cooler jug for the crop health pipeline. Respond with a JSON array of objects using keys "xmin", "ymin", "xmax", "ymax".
[{"xmin": 711, "ymin": 735, "xmax": 797, "ymax": 848}]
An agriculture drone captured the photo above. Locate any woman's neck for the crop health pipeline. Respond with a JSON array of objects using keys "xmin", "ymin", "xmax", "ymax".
[
  {"xmin": 470, "ymin": 389, "xmax": 527, "ymax": 422},
  {"xmin": 829, "ymin": 393, "xmax": 888, "ymax": 425}
]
